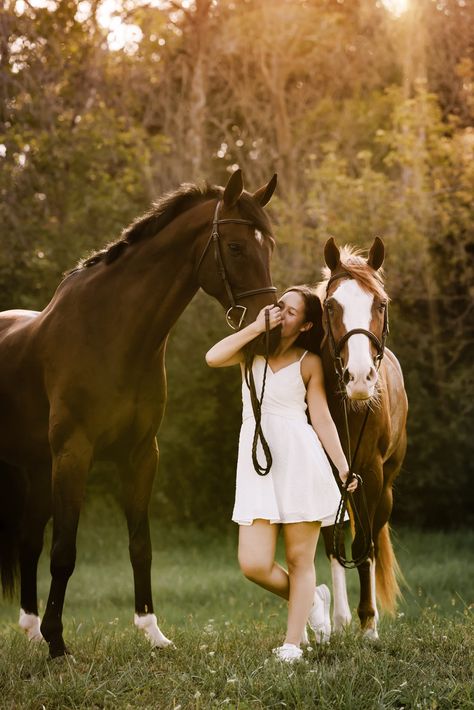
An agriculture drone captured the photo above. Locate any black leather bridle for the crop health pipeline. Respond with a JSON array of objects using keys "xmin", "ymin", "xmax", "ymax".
[
  {"xmin": 323, "ymin": 270, "xmax": 389, "ymax": 381},
  {"xmin": 324, "ymin": 270, "xmax": 390, "ymax": 568},
  {"xmin": 195, "ymin": 199, "xmax": 276, "ymax": 330}
]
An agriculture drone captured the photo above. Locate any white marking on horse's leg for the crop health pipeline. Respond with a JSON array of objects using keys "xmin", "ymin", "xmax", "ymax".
[
  {"xmin": 19, "ymin": 609, "xmax": 43, "ymax": 642},
  {"xmin": 134, "ymin": 613, "xmax": 173, "ymax": 648},
  {"xmin": 300, "ymin": 624, "xmax": 309, "ymax": 646},
  {"xmin": 362, "ymin": 559, "xmax": 379, "ymax": 641},
  {"xmin": 330, "ymin": 556, "xmax": 352, "ymax": 631},
  {"xmin": 371, "ymin": 557, "xmax": 379, "ymax": 623}
]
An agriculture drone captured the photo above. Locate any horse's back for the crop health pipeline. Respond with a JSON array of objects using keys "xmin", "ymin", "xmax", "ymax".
[
  {"xmin": 0, "ymin": 309, "xmax": 51, "ymax": 467},
  {"xmin": 0, "ymin": 309, "xmax": 42, "ymax": 369},
  {"xmin": 0, "ymin": 309, "xmax": 40, "ymax": 339}
]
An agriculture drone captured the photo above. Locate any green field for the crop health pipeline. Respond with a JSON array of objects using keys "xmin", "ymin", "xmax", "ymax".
[{"xmin": 1, "ymin": 498, "xmax": 473, "ymax": 709}]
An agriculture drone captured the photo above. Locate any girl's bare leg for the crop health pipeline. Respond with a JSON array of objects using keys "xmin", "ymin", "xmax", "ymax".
[
  {"xmin": 238, "ymin": 520, "xmax": 289, "ymax": 599},
  {"xmin": 282, "ymin": 522, "xmax": 321, "ymax": 646}
]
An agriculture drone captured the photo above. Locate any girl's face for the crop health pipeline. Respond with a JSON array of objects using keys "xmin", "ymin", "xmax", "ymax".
[{"xmin": 278, "ymin": 291, "xmax": 311, "ymax": 338}]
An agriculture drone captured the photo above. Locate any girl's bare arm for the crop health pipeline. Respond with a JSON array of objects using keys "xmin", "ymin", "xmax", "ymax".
[
  {"xmin": 205, "ymin": 305, "xmax": 281, "ymax": 367},
  {"xmin": 304, "ymin": 354, "xmax": 358, "ymax": 492}
]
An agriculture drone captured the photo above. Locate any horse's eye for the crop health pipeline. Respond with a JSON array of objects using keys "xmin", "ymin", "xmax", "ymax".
[
  {"xmin": 378, "ymin": 302, "xmax": 386, "ymax": 312},
  {"xmin": 228, "ymin": 243, "xmax": 243, "ymax": 255}
]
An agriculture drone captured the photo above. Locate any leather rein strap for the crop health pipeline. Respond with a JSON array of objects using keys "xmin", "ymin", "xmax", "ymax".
[
  {"xmin": 196, "ymin": 199, "xmax": 275, "ymax": 476},
  {"xmin": 195, "ymin": 199, "xmax": 276, "ymax": 330},
  {"xmin": 324, "ymin": 270, "xmax": 388, "ymax": 568},
  {"xmin": 244, "ymin": 308, "xmax": 273, "ymax": 476}
]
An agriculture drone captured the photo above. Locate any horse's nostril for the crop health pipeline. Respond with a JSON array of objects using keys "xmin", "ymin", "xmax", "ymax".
[
  {"xmin": 343, "ymin": 369, "xmax": 354, "ymax": 384},
  {"xmin": 366, "ymin": 367, "xmax": 376, "ymax": 381}
]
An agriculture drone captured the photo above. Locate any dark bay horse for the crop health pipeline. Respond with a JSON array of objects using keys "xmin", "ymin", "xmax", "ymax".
[
  {"xmin": 318, "ymin": 238, "xmax": 408, "ymax": 640},
  {"xmin": 0, "ymin": 169, "xmax": 278, "ymax": 657}
]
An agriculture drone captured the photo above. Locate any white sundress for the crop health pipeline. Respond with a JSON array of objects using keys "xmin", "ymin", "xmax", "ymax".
[{"xmin": 232, "ymin": 352, "xmax": 343, "ymax": 527}]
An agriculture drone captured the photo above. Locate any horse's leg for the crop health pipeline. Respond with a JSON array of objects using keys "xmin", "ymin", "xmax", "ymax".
[
  {"xmin": 120, "ymin": 439, "xmax": 172, "ymax": 648},
  {"xmin": 353, "ymin": 466, "xmax": 382, "ymax": 641},
  {"xmin": 320, "ymin": 525, "xmax": 351, "ymax": 631},
  {"xmin": 355, "ymin": 551, "xmax": 378, "ymax": 640},
  {"xmin": 40, "ymin": 429, "xmax": 92, "ymax": 658},
  {"xmin": 18, "ymin": 468, "xmax": 51, "ymax": 641},
  {"xmin": 372, "ymin": 453, "xmax": 404, "ymax": 615}
]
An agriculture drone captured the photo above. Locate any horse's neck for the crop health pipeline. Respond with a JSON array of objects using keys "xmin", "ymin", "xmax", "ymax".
[{"xmin": 44, "ymin": 214, "xmax": 206, "ymax": 360}]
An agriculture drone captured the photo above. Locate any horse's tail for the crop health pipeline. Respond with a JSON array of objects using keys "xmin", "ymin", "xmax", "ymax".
[
  {"xmin": 375, "ymin": 523, "xmax": 402, "ymax": 614},
  {"xmin": 0, "ymin": 462, "xmax": 26, "ymax": 597}
]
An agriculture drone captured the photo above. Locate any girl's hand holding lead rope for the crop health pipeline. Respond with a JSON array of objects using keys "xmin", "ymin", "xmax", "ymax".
[
  {"xmin": 254, "ymin": 305, "xmax": 282, "ymax": 334},
  {"xmin": 339, "ymin": 469, "xmax": 359, "ymax": 493}
]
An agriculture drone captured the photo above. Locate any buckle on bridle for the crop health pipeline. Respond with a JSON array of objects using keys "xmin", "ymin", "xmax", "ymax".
[{"xmin": 226, "ymin": 305, "xmax": 247, "ymax": 330}]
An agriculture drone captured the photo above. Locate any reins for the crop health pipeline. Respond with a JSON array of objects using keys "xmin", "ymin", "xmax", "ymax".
[
  {"xmin": 196, "ymin": 198, "xmax": 277, "ymax": 476},
  {"xmin": 332, "ymin": 401, "xmax": 373, "ymax": 569},
  {"xmin": 244, "ymin": 309, "xmax": 273, "ymax": 476},
  {"xmin": 324, "ymin": 270, "xmax": 389, "ymax": 568}
]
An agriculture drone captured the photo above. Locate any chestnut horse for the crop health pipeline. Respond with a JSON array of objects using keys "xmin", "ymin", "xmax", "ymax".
[
  {"xmin": 318, "ymin": 237, "xmax": 408, "ymax": 640},
  {"xmin": 0, "ymin": 169, "xmax": 278, "ymax": 657}
]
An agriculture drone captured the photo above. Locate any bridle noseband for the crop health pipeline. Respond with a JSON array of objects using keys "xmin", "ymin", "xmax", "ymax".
[
  {"xmin": 324, "ymin": 270, "xmax": 389, "ymax": 381},
  {"xmin": 195, "ymin": 199, "xmax": 277, "ymax": 330}
]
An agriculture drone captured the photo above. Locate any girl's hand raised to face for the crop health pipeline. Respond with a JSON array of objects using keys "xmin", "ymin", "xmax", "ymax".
[{"xmin": 254, "ymin": 305, "xmax": 282, "ymax": 334}]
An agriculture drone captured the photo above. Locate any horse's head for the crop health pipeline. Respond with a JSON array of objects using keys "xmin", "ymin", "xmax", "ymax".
[
  {"xmin": 195, "ymin": 169, "xmax": 278, "ymax": 330},
  {"xmin": 321, "ymin": 237, "xmax": 389, "ymax": 401}
]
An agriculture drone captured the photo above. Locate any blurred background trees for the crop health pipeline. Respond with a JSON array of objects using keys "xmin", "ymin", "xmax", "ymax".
[{"xmin": 1, "ymin": 0, "xmax": 472, "ymax": 526}]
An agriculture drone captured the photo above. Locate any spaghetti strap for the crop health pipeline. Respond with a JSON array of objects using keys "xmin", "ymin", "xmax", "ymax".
[{"xmin": 299, "ymin": 350, "xmax": 308, "ymax": 362}]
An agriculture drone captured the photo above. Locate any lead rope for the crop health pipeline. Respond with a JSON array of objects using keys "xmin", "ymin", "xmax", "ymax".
[
  {"xmin": 244, "ymin": 309, "xmax": 272, "ymax": 476},
  {"xmin": 333, "ymin": 400, "xmax": 373, "ymax": 569}
]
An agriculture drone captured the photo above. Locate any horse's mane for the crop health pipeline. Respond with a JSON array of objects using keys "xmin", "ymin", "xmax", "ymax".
[
  {"xmin": 68, "ymin": 182, "xmax": 273, "ymax": 273},
  {"xmin": 316, "ymin": 245, "xmax": 388, "ymax": 301}
]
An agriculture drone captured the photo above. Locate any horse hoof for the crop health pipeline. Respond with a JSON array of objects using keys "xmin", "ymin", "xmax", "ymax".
[
  {"xmin": 362, "ymin": 627, "xmax": 379, "ymax": 642},
  {"xmin": 332, "ymin": 614, "xmax": 352, "ymax": 632},
  {"xmin": 19, "ymin": 610, "xmax": 44, "ymax": 642},
  {"xmin": 48, "ymin": 643, "xmax": 71, "ymax": 659},
  {"xmin": 153, "ymin": 637, "xmax": 175, "ymax": 649},
  {"xmin": 134, "ymin": 613, "xmax": 173, "ymax": 648}
]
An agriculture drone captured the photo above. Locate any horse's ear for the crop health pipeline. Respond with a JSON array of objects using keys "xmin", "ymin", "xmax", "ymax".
[
  {"xmin": 252, "ymin": 173, "xmax": 278, "ymax": 206},
  {"xmin": 324, "ymin": 237, "xmax": 341, "ymax": 271},
  {"xmin": 367, "ymin": 237, "xmax": 385, "ymax": 271},
  {"xmin": 223, "ymin": 168, "xmax": 244, "ymax": 208}
]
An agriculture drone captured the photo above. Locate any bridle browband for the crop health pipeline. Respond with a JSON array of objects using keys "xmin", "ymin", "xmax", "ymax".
[
  {"xmin": 195, "ymin": 199, "xmax": 277, "ymax": 330},
  {"xmin": 324, "ymin": 270, "xmax": 389, "ymax": 380}
]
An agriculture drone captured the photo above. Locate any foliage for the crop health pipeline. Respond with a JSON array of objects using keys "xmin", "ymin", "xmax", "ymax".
[{"xmin": 1, "ymin": 0, "xmax": 473, "ymax": 525}]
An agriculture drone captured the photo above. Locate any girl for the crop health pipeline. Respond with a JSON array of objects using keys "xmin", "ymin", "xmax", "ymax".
[{"xmin": 205, "ymin": 286, "xmax": 357, "ymax": 662}]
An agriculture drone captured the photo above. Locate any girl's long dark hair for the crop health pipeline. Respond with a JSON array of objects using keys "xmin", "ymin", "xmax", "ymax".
[{"xmin": 282, "ymin": 284, "xmax": 323, "ymax": 355}]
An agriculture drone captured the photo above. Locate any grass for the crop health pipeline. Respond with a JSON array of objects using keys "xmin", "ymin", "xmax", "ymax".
[{"xmin": 0, "ymin": 497, "xmax": 473, "ymax": 709}]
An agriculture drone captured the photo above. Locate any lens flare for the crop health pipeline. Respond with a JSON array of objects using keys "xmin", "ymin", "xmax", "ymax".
[{"xmin": 381, "ymin": 0, "xmax": 409, "ymax": 16}]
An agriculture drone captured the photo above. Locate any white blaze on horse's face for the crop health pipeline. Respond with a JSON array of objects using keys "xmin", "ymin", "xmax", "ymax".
[{"xmin": 332, "ymin": 279, "xmax": 378, "ymax": 400}]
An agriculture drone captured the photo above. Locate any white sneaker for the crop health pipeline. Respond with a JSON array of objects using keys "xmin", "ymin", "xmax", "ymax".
[
  {"xmin": 308, "ymin": 584, "xmax": 331, "ymax": 644},
  {"xmin": 272, "ymin": 643, "xmax": 303, "ymax": 663}
]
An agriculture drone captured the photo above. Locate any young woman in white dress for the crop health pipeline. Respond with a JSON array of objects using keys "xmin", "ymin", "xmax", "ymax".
[{"xmin": 205, "ymin": 286, "xmax": 357, "ymax": 662}]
